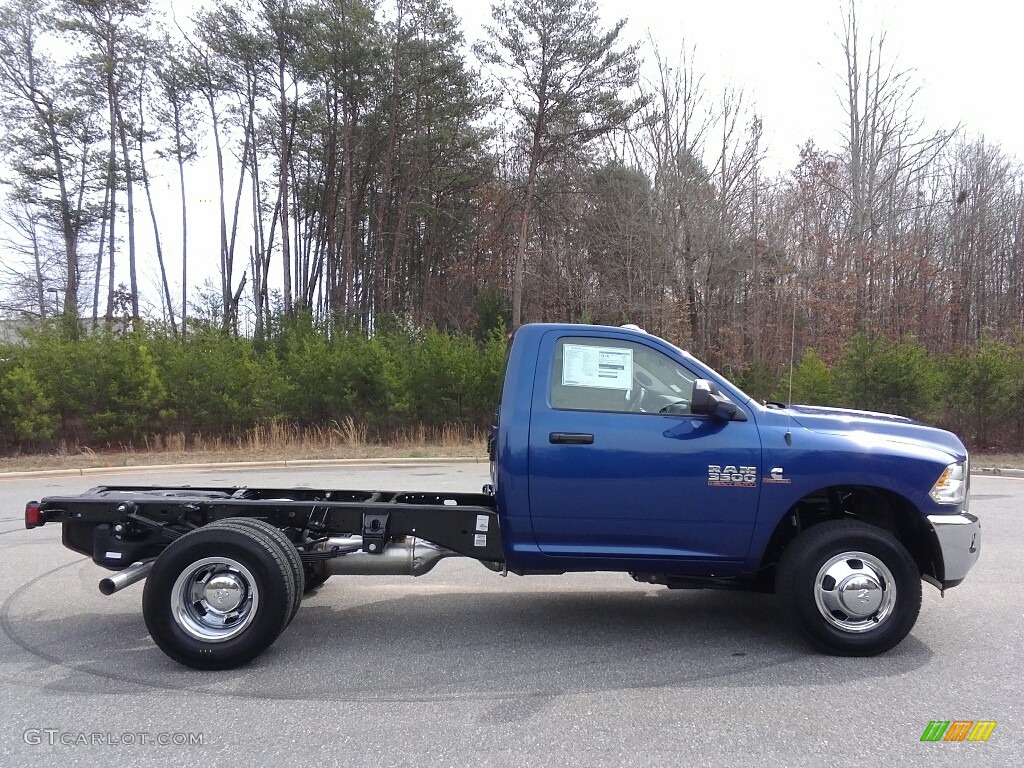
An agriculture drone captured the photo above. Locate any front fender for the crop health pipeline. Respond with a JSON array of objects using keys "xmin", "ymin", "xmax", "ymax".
[{"xmin": 744, "ymin": 420, "xmax": 965, "ymax": 569}]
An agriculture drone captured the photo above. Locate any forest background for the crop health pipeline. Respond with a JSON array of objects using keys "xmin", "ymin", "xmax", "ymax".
[{"xmin": 0, "ymin": 0, "xmax": 1021, "ymax": 455}]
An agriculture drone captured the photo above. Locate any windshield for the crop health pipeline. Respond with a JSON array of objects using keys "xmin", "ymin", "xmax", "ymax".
[{"xmin": 650, "ymin": 335, "xmax": 752, "ymax": 404}]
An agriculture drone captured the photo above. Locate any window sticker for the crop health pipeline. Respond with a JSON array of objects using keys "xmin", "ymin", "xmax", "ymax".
[{"xmin": 562, "ymin": 344, "xmax": 633, "ymax": 389}]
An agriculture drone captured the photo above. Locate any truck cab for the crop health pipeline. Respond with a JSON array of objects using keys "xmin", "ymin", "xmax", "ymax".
[{"xmin": 492, "ymin": 323, "xmax": 979, "ymax": 653}]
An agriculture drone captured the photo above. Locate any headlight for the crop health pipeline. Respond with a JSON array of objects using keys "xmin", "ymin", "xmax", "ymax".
[{"xmin": 929, "ymin": 461, "xmax": 967, "ymax": 505}]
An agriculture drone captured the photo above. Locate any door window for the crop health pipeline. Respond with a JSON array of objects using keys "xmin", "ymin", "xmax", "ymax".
[{"xmin": 549, "ymin": 337, "xmax": 697, "ymax": 415}]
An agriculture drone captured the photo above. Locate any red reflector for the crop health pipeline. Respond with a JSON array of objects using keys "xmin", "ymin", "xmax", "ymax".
[{"xmin": 25, "ymin": 502, "xmax": 43, "ymax": 529}]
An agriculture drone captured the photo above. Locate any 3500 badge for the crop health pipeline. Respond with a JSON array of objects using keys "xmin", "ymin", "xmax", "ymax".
[{"xmin": 707, "ymin": 465, "xmax": 757, "ymax": 487}]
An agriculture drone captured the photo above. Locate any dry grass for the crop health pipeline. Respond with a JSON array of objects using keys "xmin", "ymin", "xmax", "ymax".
[
  {"xmin": 971, "ymin": 453, "xmax": 1024, "ymax": 470},
  {"xmin": 0, "ymin": 422, "xmax": 487, "ymax": 473},
  {"xmin": 1, "ymin": 426, "xmax": 1019, "ymax": 474}
]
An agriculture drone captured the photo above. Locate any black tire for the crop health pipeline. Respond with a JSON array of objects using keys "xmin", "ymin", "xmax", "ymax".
[
  {"xmin": 776, "ymin": 520, "xmax": 921, "ymax": 656},
  {"xmin": 143, "ymin": 525, "xmax": 298, "ymax": 670},
  {"xmin": 302, "ymin": 561, "xmax": 331, "ymax": 594},
  {"xmin": 206, "ymin": 519, "xmax": 305, "ymax": 621}
]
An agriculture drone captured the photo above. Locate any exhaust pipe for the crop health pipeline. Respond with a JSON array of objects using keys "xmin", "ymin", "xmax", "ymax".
[
  {"xmin": 99, "ymin": 559, "xmax": 155, "ymax": 595},
  {"xmin": 316, "ymin": 536, "xmax": 458, "ymax": 576}
]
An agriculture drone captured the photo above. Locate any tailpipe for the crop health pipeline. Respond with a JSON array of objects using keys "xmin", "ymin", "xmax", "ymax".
[
  {"xmin": 99, "ymin": 559, "xmax": 155, "ymax": 595},
  {"xmin": 316, "ymin": 536, "xmax": 458, "ymax": 576}
]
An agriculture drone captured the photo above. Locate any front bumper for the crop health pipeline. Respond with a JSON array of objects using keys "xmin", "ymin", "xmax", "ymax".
[{"xmin": 926, "ymin": 511, "xmax": 981, "ymax": 587}]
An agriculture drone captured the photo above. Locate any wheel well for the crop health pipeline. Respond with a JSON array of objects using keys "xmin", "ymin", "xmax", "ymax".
[{"xmin": 757, "ymin": 485, "xmax": 941, "ymax": 590}]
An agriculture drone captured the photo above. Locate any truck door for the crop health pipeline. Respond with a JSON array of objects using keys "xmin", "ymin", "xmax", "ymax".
[{"xmin": 527, "ymin": 331, "xmax": 761, "ymax": 564}]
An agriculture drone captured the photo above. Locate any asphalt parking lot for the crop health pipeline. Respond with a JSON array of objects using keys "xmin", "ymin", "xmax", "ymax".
[{"xmin": 0, "ymin": 463, "xmax": 1020, "ymax": 767}]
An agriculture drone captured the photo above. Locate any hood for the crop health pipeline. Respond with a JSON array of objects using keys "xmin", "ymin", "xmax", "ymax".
[{"xmin": 786, "ymin": 404, "xmax": 966, "ymax": 459}]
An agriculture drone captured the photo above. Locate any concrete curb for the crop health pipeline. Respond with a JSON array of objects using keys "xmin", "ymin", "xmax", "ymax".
[
  {"xmin": 971, "ymin": 466, "xmax": 1024, "ymax": 479},
  {"xmin": 0, "ymin": 456, "xmax": 486, "ymax": 481}
]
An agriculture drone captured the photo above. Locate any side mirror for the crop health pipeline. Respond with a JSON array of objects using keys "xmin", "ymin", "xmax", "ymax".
[{"xmin": 690, "ymin": 379, "xmax": 740, "ymax": 421}]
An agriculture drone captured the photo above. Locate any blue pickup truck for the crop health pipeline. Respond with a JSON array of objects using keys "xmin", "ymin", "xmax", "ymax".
[{"xmin": 24, "ymin": 323, "xmax": 980, "ymax": 669}]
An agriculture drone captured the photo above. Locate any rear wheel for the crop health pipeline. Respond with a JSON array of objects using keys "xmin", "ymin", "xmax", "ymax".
[
  {"xmin": 206, "ymin": 518, "xmax": 304, "ymax": 620},
  {"xmin": 143, "ymin": 524, "xmax": 299, "ymax": 670},
  {"xmin": 776, "ymin": 520, "xmax": 921, "ymax": 656}
]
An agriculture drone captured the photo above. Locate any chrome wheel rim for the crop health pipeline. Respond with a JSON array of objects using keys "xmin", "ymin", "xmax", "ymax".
[
  {"xmin": 813, "ymin": 551, "xmax": 897, "ymax": 633},
  {"xmin": 171, "ymin": 557, "xmax": 259, "ymax": 643}
]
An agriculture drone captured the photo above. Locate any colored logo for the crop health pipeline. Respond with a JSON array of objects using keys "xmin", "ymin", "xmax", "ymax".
[
  {"xmin": 763, "ymin": 467, "xmax": 791, "ymax": 484},
  {"xmin": 920, "ymin": 720, "xmax": 996, "ymax": 742}
]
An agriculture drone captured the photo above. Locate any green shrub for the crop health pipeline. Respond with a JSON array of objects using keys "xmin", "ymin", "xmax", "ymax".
[
  {"xmin": 0, "ymin": 364, "xmax": 55, "ymax": 446},
  {"xmin": 790, "ymin": 348, "xmax": 837, "ymax": 405},
  {"xmin": 941, "ymin": 340, "xmax": 1021, "ymax": 447},
  {"xmin": 834, "ymin": 333, "xmax": 940, "ymax": 419},
  {"xmin": 5, "ymin": 317, "xmax": 1021, "ymax": 454},
  {"xmin": 153, "ymin": 330, "xmax": 291, "ymax": 436},
  {"xmin": 730, "ymin": 361, "xmax": 780, "ymax": 403}
]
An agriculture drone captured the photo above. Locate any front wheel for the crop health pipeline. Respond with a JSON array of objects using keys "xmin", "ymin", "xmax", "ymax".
[{"xmin": 776, "ymin": 521, "xmax": 921, "ymax": 656}]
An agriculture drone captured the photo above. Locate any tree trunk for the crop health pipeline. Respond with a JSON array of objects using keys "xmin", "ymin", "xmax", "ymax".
[
  {"xmin": 138, "ymin": 111, "xmax": 177, "ymax": 334},
  {"xmin": 278, "ymin": 2, "xmax": 293, "ymax": 316},
  {"xmin": 105, "ymin": 88, "xmax": 117, "ymax": 320},
  {"xmin": 512, "ymin": 148, "xmax": 541, "ymax": 329},
  {"xmin": 176, "ymin": 141, "xmax": 188, "ymax": 337},
  {"xmin": 208, "ymin": 98, "xmax": 230, "ymax": 327},
  {"xmin": 92, "ymin": 185, "xmax": 109, "ymax": 324},
  {"xmin": 115, "ymin": 105, "xmax": 139, "ymax": 319},
  {"xmin": 341, "ymin": 95, "xmax": 355, "ymax": 322}
]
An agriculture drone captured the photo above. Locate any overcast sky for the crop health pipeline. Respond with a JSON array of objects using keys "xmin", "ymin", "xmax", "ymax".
[{"xmin": 449, "ymin": 0, "xmax": 1024, "ymax": 173}]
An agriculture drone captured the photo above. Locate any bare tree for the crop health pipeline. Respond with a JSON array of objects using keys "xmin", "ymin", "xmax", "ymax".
[
  {"xmin": 0, "ymin": 0, "xmax": 97, "ymax": 319},
  {"xmin": 0, "ymin": 195, "xmax": 64, "ymax": 317},
  {"xmin": 838, "ymin": 2, "xmax": 954, "ymax": 323},
  {"xmin": 134, "ymin": 49, "xmax": 177, "ymax": 333},
  {"xmin": 154, "ymin": 41, "xmax": 201, "ymax": 337},
  {"xmin": 62, "ymin": 0, "xmax": 153, "ymax": 321},
  {"xmin": 475, "ymin": 0, "xmax": 645, "ymax": 328},
  {"xmin": 630, "ymin": 42, "xmax": 713, "ymax": 342}
]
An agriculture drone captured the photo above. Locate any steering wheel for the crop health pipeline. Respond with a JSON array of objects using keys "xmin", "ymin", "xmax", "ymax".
[
  {"xmin": 627, "ymin": 372, "xmax": 654, "ymax": 413},
  {"xmin": 627, "ymin": 384, "xmax": 646, "ymax": 412},
  {"xmin": 659, "ymin": 399, "xmax": 689, "ymax": 415}
]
